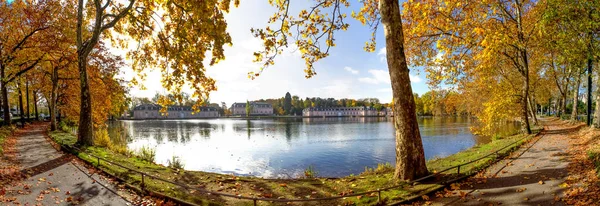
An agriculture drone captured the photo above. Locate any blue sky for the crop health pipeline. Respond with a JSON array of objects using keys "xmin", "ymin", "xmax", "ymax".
[{"xmin": 123, "ymin": 0, "xmax": 430, "ymax": 104}]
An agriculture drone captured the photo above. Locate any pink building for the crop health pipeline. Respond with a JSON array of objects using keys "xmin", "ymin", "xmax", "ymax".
[
  {"xmin": 302, "ymin": 107, "xmax": 380, "ymax": 117},
  {"xmin": 132, "ymin": 104, "xmax": 219, "ymax": 119},
  {"xmin": 231, "ymin": 102, "xmax": 273, "ymax": 116}
]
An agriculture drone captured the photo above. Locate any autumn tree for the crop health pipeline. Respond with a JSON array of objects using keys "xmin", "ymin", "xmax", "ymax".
[
  {"xmin": 402, "ymin": 0, "xmax": 546, "ymax": 134},
  {"xmin": 542, "ymin": 0, "xmax": 600, "ymax": 125},
  {"xmin": 251, "ymin": 0, "xmax": 428, "ymax": 180},
  {"xmin": 284, "ymin": 92, "xmax": 292, "ymax": 114},
  {"xmin": 73, "ymin": 0, "xmax": 239, "ymax": 145},
  {"xmin": 0, "ymin": 0, "xmax": 53, "ymax": 125}
]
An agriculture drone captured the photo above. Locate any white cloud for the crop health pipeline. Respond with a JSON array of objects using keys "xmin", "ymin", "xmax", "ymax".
[
  {"xmin": 376, "ymin": 88, "xmax": 392, "ymax": 93},
  {"xmin": 358, "ymin": 70, "xmax": 390, "ymax": 84},
  {"xmin": 377, "ymin": 47, "xmax": 386, "ymax": 56},
  {"xmin": 410, "ymin": 74, "xmax": 422, "ymax": 83},
  {"xmin": 358, "ymin": 69, "xmax": 422, "ymax": 84},
  {"xmin": 344, "ymin": 66, "xmax": 359, "ymax": 74}
]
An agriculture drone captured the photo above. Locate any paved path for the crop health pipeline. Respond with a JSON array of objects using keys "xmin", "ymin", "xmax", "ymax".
[
  {"xmin": 4, "ymin": 124, "xmax": 130, "ymax": 205},
  {"xmin": 426, "ymin": 119, "xmax": 577, "ymax": 206}
]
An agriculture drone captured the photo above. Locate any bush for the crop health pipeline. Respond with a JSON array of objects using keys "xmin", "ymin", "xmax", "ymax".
[
  {"xmin": 304, "ymin": 165, "xmax": 318, "ymax": 178},
  {"xmin": 362, "ymin": 163, "xmax": 394, "ymax": 175},
  {"xmin": 167, "ymin": 156, "xmax": 185, "ymax": 170},
  {"xmin": 588, "ymin": 148, "xmax": 600, "ymax": 176},
  {"xmin": 135, "ymin": 146, "xmax": 156, "ymax": 163},
  {"xmin": 94, "ymin": 128, "xmax": 112, "ymax": 148},
  {"xmin": 108, "ymin": 144, "xmax": 132, "ymax": 157},
  {"xmin": 0, "ymin": 126, "xmax": 15, "ymax": 154}
]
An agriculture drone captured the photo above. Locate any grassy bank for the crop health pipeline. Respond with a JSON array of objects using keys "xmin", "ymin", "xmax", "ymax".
[
  {"xmin": 48, "ymin": 127, "xmax": 540, "ymax": 205},
  {"xmin": 0, "ymin": 126, "xmax": 15, "ymax": 155},
  {"xmin": 589, "ymin": 147, "xmax": 600, "ymax": 176}
]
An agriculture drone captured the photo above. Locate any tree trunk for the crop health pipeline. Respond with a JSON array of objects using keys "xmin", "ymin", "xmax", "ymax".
[
  {"xmin": 594, "ymin": 75, "xmax": 600, "ymax": 127},
  {"xmin": 587, "ymin": 32, "xmax": 594, "ymax": 126},
  {"xmin": 527, "ymin": 95, "xmax": 537, "ymax": 125},
  {"xmin": 521, "ymin": 76, "xmax": 532, "ymax": 134},
  {"xmin": 77, "ymin": 56, "xmax": 94, "ymax": 145},
  {"xmin": 33, "ymin": 90, "xmax": 39, "ymax": 121},
  {"xmin": 561, "ymin": 92, "xmax": 567, "ymax": 118},
  {"xmin": 1, "ymin": 66, "xmax": 11, "ymax": 126},
  {"xmin": 379, "ymin": 0, "xmax": 428, "ymax": 180},
  {"xmin": 26, "ymin": 78, "xmax": 30, "ymax": 121},
  {"xmin": 50, "ymin": 67, "xmax": 59, "ymax": 131},
  {"xmin": 516, "ymin": 1, "xmax": 531, "ymax": 134},
  {"xmin": 18, "ymin": 79, "xmax": 25, "ymax": 128},
  {"xmin": 572, "ymin": 73, "xmax": 581, "ymax": 121}
]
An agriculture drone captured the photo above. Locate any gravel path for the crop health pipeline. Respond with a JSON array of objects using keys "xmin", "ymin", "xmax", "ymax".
[
  {"xmin": 4, "ymin": 124, "xmax": 131, "ymax": 206},
  {"xmin": 425, "ymin": 119, "xmax": 577, "ymax": 206}
]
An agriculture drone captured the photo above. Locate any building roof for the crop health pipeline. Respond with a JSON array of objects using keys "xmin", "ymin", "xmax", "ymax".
[
  {"xmin": 133, "ymin": 104, "xmax": 218, "ymax": 111},
  {"xmin": 231, "ymin": 102, "xmax": 272, "ymax": 107},
  {"xmin": 302, "ymin": 106, "xmax": 378, "ymax": 111}
]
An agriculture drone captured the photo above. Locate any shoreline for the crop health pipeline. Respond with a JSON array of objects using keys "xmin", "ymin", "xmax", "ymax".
[
  {"xmin": 115, "ymin": 115, "xmax": 478, "ymax": 121},
  {"xmin": 48, "ymin": 124, "xmax": 541, "ymax": 205}
]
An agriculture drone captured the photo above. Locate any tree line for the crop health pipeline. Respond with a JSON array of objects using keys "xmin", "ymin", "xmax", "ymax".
[{"xmin": 253, "ymin": 92, "xmax": 387, "ymax": 115}]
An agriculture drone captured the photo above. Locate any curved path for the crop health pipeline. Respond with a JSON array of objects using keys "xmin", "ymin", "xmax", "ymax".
[
  {"xmin": 424, "ymin": 119, "xmax": 578, "ymax": 206},
  {"xmin": 4, "ymin": 123, "xmax": 131, "ymax": 205}
]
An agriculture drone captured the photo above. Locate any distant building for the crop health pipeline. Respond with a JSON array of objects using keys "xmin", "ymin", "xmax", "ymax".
[
  {"xmin": 132, "ymin": 104, "xmax": 219, "ymax": 119},
  {"xmin": 302, "ymin": 106, "xmax": 380, "ymax": 117},
  {"xmin": 231, "ymin": 102, "xmax": 273, "ymax": 116}
]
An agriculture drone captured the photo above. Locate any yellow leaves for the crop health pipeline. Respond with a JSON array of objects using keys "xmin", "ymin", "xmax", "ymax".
[{"xmin": 474, "ymin": 27, "xmax": 485, "ymax": 36}]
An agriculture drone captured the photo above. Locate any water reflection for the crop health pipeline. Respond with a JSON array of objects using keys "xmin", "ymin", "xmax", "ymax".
[{"xmin": 109, "ymin": 117, "xmax": 519, "ymax": 178}]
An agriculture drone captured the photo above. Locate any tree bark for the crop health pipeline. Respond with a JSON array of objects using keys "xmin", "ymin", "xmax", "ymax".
[
  {"xmin": 18, "ymin": 79, "xmax": 25, "ymax": 128},
  {"xmin": 1, "ymin": 65, "xmax": 11, "ymax": 126},
  {"xmin": 527, "ymin": 95, "xmax": 537, "ymax": 125},
  {"xmin": 25, "ymin": 78, "xmax": 30, "ymax": 121},
  {"xmin": 594, "ymin": 75, "xmax": 600, "ymax": 127},
  {"xmin": 521, "ymin": 76, "xmax": 532, "ymax": 134},
  {"xmin": 77, "ymin": 56, "xmax": 94, "ymax": 145},
  {"xmin": 587, "ymin": 31, "xmax": 594, "ymax": 125},
  {"xmin": 33, "ymin": 90, "xmax": 39, "ymax": 121},
  {"xmin": 379, "ymin": 0, "xmax": 428, "ymax": 180},
  {"xmin": 50, "ymin": 67, "xmax": 59, "ymax": 131},
  {"xmin": 516, "ymin": 0, "xmax": 531, "ymax": 134},
  {"xmin": 571, "ymin": 72, "xmax": 581, "ymax": 121},
  {"xmin": 561, "ymin": 91, "xmax": 567, "ymax": 117}
]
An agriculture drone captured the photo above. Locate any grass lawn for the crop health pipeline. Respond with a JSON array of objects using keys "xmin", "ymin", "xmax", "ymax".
[{"xmin": 48, "ymin": 127, "xmax": 541, "ymax": 206}]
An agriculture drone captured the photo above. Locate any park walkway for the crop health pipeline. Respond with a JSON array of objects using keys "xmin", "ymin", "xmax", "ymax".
[
  {"xmin": 3, "ymin": 123, "xmax": 132, "ymax": 205},
  {"xmin": 424, "ymin": 119, "xmax": 579, "ymax": 206}
]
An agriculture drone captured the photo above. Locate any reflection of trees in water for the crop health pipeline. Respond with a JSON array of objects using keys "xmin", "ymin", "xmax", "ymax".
[
  {"xmin": 285, "ymin": 122, "xmax": 291, "ymax": 142},
  {"xmin": 154, "ymin": 128, "xmax": 164, "ymax": 142},
  {"xmin": 197, "ymin": 128, "xmax": 212, "ymax": 139},
  {"xmin": 179, "ymin": 122, "xmax": 191, "ymax": 143},
  {"xmin": 247, "ymin": 120, "xmax": 251, "ymax": 139},
  {"xmin": 302, "ymin": 117, "xmax": 389, "ymax": 124},
  {"xmin": 107, "ymin": 121, "xmax": 131, "ymax": 147},
  {"xmin": 167, "ymin": 125, "xmax": 178, "ymax": 143}
]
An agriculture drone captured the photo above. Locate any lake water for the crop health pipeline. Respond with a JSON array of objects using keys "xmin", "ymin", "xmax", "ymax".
[{"xmin": 107, "ymin": 117, "xmax": 520, "ymax": 178}]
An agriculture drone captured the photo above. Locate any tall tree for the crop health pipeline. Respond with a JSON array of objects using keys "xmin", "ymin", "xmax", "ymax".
[
  {"xmin": 0, "ymin": 0, "xmax": 51, "ymax": 125},
  {"xmin": 74, "ymin": 0, "xmax": 239, "ymax": 145},
  {"xmin": 403, "ymin": 0, "xmax": 542, "ymax": 134},
  {"xmin": 284, "ymin": 92, "xmax": 292, "ymax": 114},
  {"xmin": 251, "ymin": 0, "xmax": 428, "ymax": 180}
]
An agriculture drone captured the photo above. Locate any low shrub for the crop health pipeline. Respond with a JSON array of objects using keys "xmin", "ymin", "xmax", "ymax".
[
  {"xmin": 167, "ymin": 156, "xmax": 185, "ymax": 170},
  {"xmin": 0, "ymin": 126, "xmax": 15, "ymax": 154},
  {"xmin": 94, "ymin": 128, "xmax": 112, "ymax": 148},
  {"xmin": 109, "ymin": 144, "xmax": 132, "ymax": 157},
  {"xmin": 304, "ymin": 165, "xmax": 318, "ymax": 178},
  {"xmin": 588, "ymin": 147, "xmax": 600, "ymax": 176},
  {"xmin": 135, "ymin": 146, "xmax": 156, "ymax": 163},
  {"xmin": 362, "ymin": 162, "xmax": 394, "ymax": 175}
]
